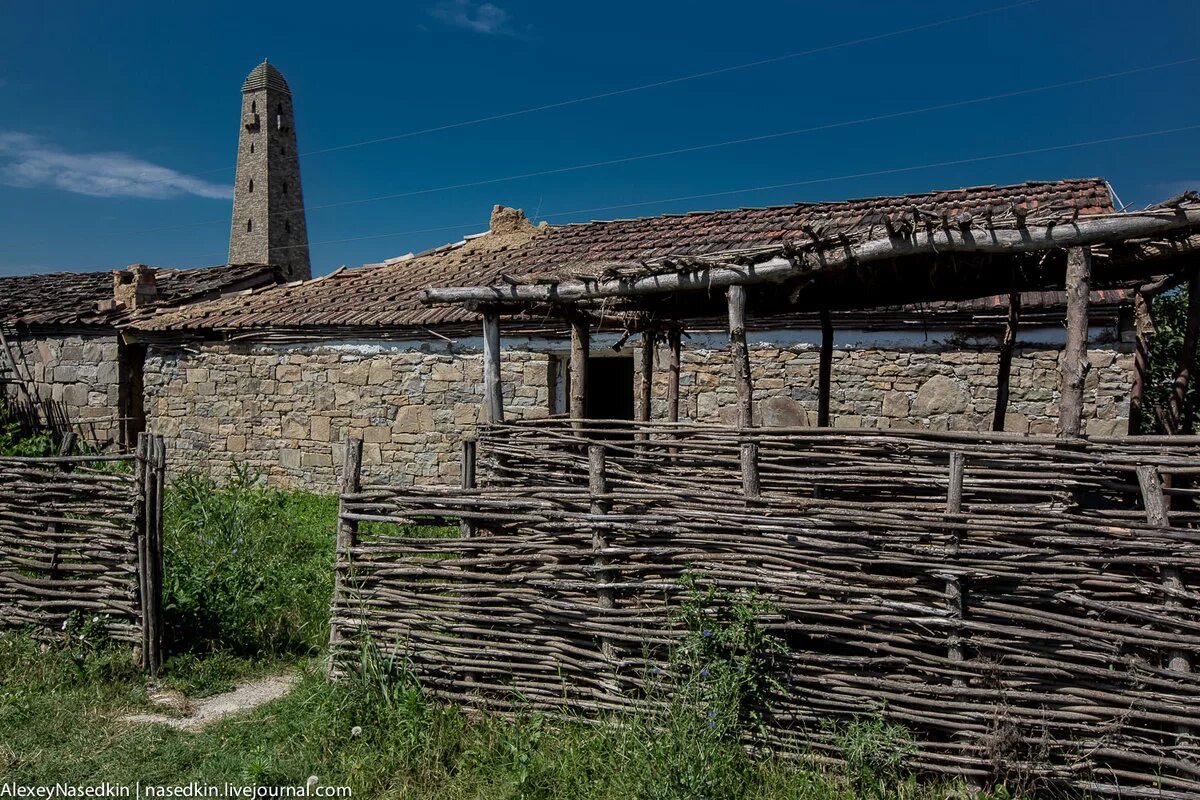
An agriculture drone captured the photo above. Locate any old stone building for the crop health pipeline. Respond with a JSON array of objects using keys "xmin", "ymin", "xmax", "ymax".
[
  {"xmin": 0, "ymin": 264, "xmax": 278, "ymax": 445},
  {"xmin": 132, "ymin": 179, "xmax": 1138, "ymax": 491},
  {"xmin": 0, "ymin": 61, "xmax": 1143, "ymax": 490}
]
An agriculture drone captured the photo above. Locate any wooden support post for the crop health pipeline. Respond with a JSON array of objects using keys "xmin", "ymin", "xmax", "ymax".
[
  {"xmin": 740, "ymin": 441, "xmax": 760, "ymax": 504},
  {"xmin": 482, "ymin": 310, "xmax": 504, "ymax": 425},
  {"xmin": 993, "ymin": 292, "xmax": 1020, "ymax": 432},
  {"xmin": 570, "ymin": 316, "xmax": 589, "ymax": 427},
  {"xmin": 460, "ymin": 437, "xmax": 477, "ymax": 539},
  {"xmin": 1165, "ymin": 268, "xmax": 1200, "ymax": 434},
  {"xmin": 1129, "ymin": 290, "xmax": 1154, "ymax": 435},
  {"xmin": 945, "ymin": 452, "xmax": 966, "ymax": 686},
  {"xmin": 818, "ymin": 309, "xmax": 833, "ymax": 427},
  {"xmin": 588, "ymin": 445, "xmax": 614, "ymax": 661},
  {"xmin": 728, "ymin": 285, "xmax": 754, "ymax": 428},
  {"xmin": 1058, "ymin": 246, "xmax": 1091, "ymax": 437},
  {"xmin": 637, "ymin": 330, "xmax": 654, "ymax": 426},
  {"xmin": 1135, "ymin": 465, "xmax": 1191, "ymax": 679},
  {"xmin": 666, "ymin": 327, "xmax": 682, "ymax": 424},
  {"xmin": 327, "ymin": 437, "xmax": 364, "ymax": 678}
]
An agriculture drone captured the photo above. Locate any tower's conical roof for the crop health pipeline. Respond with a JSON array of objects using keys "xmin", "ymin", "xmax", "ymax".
[{"xmin": 242, "ymin": 59, "xmax": 290, "ymax": 94}]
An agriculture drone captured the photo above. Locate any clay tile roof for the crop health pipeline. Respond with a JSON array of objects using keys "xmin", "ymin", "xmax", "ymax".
[
  {"xmin": 138, "ymin": 178, "xmax": 1116, "ymax": 333},
  {"xmin": 0, "ymin": 263, "xmax": 279, "ymax": 327}
]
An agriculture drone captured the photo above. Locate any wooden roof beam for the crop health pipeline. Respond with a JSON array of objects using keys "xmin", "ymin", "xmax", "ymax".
[{"xmin": 421, "ymin": 207, "xmax": 1200, "ymax": 308}]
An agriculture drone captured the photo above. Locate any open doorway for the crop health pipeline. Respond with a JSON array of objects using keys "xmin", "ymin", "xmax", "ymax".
[{"xmin": 586, "ymin": 355, "xmax": 634, "ymax": 421}]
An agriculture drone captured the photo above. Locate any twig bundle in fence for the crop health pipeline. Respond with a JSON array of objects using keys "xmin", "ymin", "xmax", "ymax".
[
  {"xmin": 0, "ymin": 434, "xmax": 165, "ymax": 673},
  {"xmin": 329, "ymin": 421, "xmax": 1199, "ymax": 798}
]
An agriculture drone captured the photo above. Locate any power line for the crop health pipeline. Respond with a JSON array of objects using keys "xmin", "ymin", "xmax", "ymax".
[
  {"xmin": 104, "ymin": 55, "xmax": 1197, "ymax": 239},
  {"xmin": 121, "ymin": 0, "xmax": 1044, "ymax": 187},
  {"xmin": 299, "ymin": 0, "xmax": 1044, "ymax": 158}
]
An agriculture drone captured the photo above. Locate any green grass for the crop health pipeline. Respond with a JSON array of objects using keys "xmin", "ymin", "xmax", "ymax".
[
  {"xmin": 0, "ymin": 633, "xmax": 1004, "ymax": 800},
  {"xmin": 163, "ymin": 467, "xmax": 339, "ymax": 660}
]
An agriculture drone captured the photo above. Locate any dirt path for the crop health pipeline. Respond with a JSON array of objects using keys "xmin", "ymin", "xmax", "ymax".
[{"xmin": 124, "ymin": 672, "xmax": 300, "ymax": 732}]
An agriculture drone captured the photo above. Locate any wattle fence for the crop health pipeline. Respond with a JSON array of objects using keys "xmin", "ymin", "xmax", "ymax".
[
  {"xmin": 0, "ymin": 434, "xmax": 166, "ymax": 673},
  {"xmin": 328, "ymin": 421, "xmax": 1200, "ymax": 798}
]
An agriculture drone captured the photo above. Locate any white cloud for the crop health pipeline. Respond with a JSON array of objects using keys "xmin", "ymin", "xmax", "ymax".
[
  {"xmin": 0, "ymin": 132, "xmax": 231, "ymax": 200},
  {"xmin": 430, "ymin": 0, "xmax": 512, "ymax": 34}
]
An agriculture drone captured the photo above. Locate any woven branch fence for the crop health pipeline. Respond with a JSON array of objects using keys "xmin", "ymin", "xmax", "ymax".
[
  {"xmin": 329, "ymin": 421, "xmax": 1199, "ymax": 798},
  {"xmin": 0, "ymin": 433, "xmax": 166, "ymax": 673}
]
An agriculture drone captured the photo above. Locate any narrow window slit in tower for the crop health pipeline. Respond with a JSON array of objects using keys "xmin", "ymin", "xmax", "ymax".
[
  {"xmin": 247, "ymin": 219, "xmax": 253, "ymax": 233},
  {"xmin": 248, "ymin": 179, "xmax": 254, "ymax": 193}
]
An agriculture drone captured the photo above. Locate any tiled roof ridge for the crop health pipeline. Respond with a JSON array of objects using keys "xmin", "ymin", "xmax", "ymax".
[{"xmin": 547, "ymin": 177, "xmax": 1111, "ymax": 229}]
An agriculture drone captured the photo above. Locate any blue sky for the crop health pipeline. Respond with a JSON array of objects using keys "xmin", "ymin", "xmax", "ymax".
[{"xmin": 0, "ymin": 0, "xmax": 1196, "ymax": 277}]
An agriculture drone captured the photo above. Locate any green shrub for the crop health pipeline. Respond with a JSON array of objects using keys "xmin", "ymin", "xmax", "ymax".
[
  {"xmin": 0, "ymin": 398, "xmax": 53, "ymax": 456},
  {"xmin": 163, "ymin": 467, "xmax": 337, "ymax": 657}
]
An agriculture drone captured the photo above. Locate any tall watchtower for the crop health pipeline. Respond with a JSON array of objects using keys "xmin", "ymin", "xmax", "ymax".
[{"xmin": 227, "ymin": 60, "xmax": 311, "ymax": 280}]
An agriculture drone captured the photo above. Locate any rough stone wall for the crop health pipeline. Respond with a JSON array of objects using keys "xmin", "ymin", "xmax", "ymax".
[
  {"xmin": 3, "ymin": 329, "xmax": 121, "ymax": 443},
  {"xmin": 143, "ymin": 327, "xmax": 1134, "ymax": 493},
  {"xmin": 637, "ymin": 342, "xmax": 1131, "ymax": 437},
  {"xmin": 144, "ymin": 341, "xmax": 552, "ymax": 490}
]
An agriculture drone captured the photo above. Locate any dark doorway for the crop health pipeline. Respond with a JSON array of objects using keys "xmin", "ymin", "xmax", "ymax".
[
  {"xmin": 586, "ymin": 356, "xmax": 634, "ymax": 421},
  {"xmin": 117, "ymin": 339, "xmax": 147, "ymax": 451}
]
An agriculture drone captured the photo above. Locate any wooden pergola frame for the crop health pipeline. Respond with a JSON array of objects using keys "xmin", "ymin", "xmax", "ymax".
[{"xmin": 425, "ymin": 200, "xmax": 1200, "ymax": 438}]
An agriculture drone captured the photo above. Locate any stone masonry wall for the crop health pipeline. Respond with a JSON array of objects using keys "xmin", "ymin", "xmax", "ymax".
[
  {"xmin": 144, "ymin": 327, "xmax": 1133, "ymax": 493},
  {"xmin": 144, "ymin": 341, "xmax": 552, "ymax": 490},
  {"xmin": 3, "ymin": 329, "xmax": 121, "ymax": 443},
  {"xmin": 637, "ymin": 339, "xmax": 1132, "ymax": 437}
]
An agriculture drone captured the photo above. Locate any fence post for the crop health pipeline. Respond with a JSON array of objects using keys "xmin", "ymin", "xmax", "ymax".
[
  {"xmin": 740, "ymin": 441, "xmax": 760, "ymax": 505},
  {"xmin": 146, "ymin": 436, "xmax": 165, "ymax": 676},
  {"xmin": 589, "ymin": 445, "xmax": 615, "ymax": 661},
  {"xmin": 460, "ymin": 437, "xmax": 477, "ymax": 539},
  {"xmin": 1135, "ymin": 466, "xmax": 1191, "ymax": 679},
  {"xmin": 327, "ymin": 438, "xmax": 363, "ymax": 678},
  {"xmin": 944, "ymin": 452, "xmax": 966, "ymax": 685}
]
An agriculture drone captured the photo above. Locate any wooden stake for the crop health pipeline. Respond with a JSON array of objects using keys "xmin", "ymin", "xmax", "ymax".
[
  {"xmin": 460, "ymin": 437, "xmax": 476, "ymax": 539},
  {"xmin": 588, "ymin": 445, "xmax": 614, "ymax": 661},
  {"xmin": 740, "ymin": 441, "xmax": 760, "ymax": 504},
  {"xmin": 146, "ymin": 435, "xmax": 165, "ymax": 677},
  {"xmin": 1135, "ymin": 465, "xmax": 1191, "ymax": 680},
  {"xmin": 1058, "ymin": 246, "xmax": 1091, "ymax": 437},
  {"xmin": 993, "ymin": 292, "xmax": 1021, "ymax": 432},
  {"xmin": 728, "ymin": 285, "xmax": 754, "ymax": 428},
  {"xmin": 570, "ymin": 317, "xmax": 589, "ymax": 426},
  {"xmin": 482, "ymin": 310, "xmax": 504, "ymax": 425},
  {"xmin": 1128, "ymin": 290, "xmax": 1153, "ymax": 435},
  {"xmin": 328, "ymin": 437, "xmax": 363, "ymax": 677},
  {"xmin": 818, "ymin": 309, "xmax": 833, "ymax": 427},
  {"xmin": 666, "ymin": 327, "xmax": 682, "ymax": 424},
  {"xmin": 945, "ymin": 452, "xmax": 966, "ymax": 685},
  {"xmin": 1165, "ymin": 268, "xmax": 1200, "ymax": 434}
]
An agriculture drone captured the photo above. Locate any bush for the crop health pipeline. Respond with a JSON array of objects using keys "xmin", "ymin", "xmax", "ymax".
[
  {"xmin": 0, "ymin": 397, "xmax": 53, "ymax": 456},
  {"xmin": 163, "ymin": 467, "xmax": 337, "ymax": 657}
]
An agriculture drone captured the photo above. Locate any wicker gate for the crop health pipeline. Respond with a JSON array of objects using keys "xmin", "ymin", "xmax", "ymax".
[{"xmin": 0, "ymin": 433, "xmax": 166, "ymax": 673}]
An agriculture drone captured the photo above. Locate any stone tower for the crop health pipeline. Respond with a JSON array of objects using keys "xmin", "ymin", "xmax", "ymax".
[{"xmin": 227, "ymin": 60, "xmax": 311, "ymax": 280}]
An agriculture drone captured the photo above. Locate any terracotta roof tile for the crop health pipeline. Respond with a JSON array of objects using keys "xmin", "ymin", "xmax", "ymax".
[
  {"xmin": 140, "ymin": 178, "xmax": 1114, "ymax": 332},
  {"xmin": 0, "ymin": 263, "xmax": 279, "ymax": 327}
]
